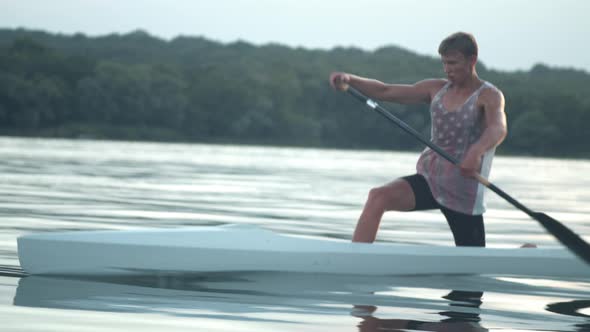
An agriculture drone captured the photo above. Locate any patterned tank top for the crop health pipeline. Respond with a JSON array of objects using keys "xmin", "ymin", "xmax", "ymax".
[{"xmin": 416, "ymin": 81, "xmax": 497, "ymax": 215}]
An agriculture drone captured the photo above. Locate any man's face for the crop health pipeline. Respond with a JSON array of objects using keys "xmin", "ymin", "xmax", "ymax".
[{"xmin": 441, "ymin": 51, "xmax": 475, "ymax": 83}]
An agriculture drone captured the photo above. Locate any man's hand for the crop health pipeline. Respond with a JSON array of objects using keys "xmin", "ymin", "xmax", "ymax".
[
  {"xmin": 329, "ymin": 72, "xmax": 351, "ymax": 91},
  {"xmin": 460, "ymin": 147, "xmax": 483, "ymax": 178}
]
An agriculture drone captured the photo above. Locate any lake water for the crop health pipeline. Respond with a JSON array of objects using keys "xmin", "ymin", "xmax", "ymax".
[{"xmin": 0, "ymin": 137, "xmax": 589, "ymax": 331}]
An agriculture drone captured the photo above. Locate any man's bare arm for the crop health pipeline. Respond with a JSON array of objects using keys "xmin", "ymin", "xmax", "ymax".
[
  {"xmin": 460, "ymin": 88, "xmax": 507, "ymax": 177},
  {"xmin": 330, "ymin": 72, "xmax": 446, "ymax": 105},
  {"xmin": 472, "ymin": 88, "xmax": 508, "ymax": 154}
]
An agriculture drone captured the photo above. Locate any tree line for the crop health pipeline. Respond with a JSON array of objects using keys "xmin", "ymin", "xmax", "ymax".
[{"xmin": 0, "ymin": 28, "xmax": 588, "ymax": 157}]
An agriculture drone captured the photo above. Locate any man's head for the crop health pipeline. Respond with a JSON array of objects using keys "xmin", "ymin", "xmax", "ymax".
[
  {"xmin": 438, "ymin": 32, "xmax": 478, "ymax": 58},
  {"xmin": 439, "ymin": 32, "xmax": 478, "ymax": 82}
]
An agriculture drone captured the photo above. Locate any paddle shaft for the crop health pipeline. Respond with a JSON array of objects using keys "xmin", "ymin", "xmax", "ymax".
[{"xmin": 345, "ymin": 86, "xmax": 590, "ymax": 264}]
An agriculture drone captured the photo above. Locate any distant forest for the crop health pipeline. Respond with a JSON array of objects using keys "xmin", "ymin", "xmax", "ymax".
[{"xmin": 0, "ymin": 28, "xmax": 589, "ymax": 157}]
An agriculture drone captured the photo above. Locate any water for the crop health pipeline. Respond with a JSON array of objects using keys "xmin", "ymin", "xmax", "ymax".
[{"xmin": 0, "ymin": 137, "xmax": 589, "ymax": 331}]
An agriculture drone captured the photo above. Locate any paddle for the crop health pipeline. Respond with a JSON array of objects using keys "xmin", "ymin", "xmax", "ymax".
[{"xmin": 344, "ymin": 85, "xmax": 590, "ymax": 265}]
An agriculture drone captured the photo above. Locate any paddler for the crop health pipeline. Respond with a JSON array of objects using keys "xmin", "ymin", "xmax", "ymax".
[{"xmin": 330, "ymin": 32, "xmax": 507, "ymax": 246}]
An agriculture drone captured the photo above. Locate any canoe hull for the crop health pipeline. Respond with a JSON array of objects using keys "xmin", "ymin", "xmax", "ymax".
[{"xmin": 17, "ymin": 224, "xmax": 590, "ymax": 277}]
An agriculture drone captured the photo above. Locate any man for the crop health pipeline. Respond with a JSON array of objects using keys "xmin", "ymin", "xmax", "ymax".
[{"xmin": 329, "ymin": 32, "xmax": 507, "ymax": 246}]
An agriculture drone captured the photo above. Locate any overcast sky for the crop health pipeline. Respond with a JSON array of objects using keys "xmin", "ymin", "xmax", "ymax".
[{"xmin": 1, "ymin": 0, "xmax": 588, "ymax": 72}]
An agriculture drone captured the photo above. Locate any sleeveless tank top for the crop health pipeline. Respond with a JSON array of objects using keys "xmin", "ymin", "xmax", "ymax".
[{"xmin": 416, "ymin": 81, "xmax": 497, "ymax": 215}]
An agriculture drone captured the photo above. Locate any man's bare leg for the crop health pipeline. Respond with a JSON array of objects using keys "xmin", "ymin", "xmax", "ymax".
[{"xmin": 352, "ymin": 179, "xmax": 416, "ymax": 243}]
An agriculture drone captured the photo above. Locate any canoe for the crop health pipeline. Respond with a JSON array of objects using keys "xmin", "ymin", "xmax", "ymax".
[{"xmin": 17, "ymin": 224, "xmax": 590, "ymax": 277}]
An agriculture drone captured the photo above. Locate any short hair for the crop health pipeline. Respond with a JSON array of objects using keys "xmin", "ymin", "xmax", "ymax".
[{"xmin": 438, "ymin": 32, "xmax": 478, "ymax": 57}]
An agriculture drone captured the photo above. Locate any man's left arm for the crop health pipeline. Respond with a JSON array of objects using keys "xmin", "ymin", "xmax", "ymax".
[{"xmin": 460, "ymin": 88, "xmax": 507, "ymax": 177}]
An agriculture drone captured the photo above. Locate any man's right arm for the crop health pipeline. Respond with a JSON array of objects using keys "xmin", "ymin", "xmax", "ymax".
[{"xmin": 330, "ymin": 72, "xmax": 446, "ymax": 105}]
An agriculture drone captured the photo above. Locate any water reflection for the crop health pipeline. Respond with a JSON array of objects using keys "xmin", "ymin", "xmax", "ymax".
[
  {"xmin": 547, "ymin": 300, "xmax": 590, "ymax": 332},
  {"xmin": 547, "ymin": 300, "xmax": 590, "ymax": 318},
  {"xmin": 12, "ymin": 272, "xmax": 589, "ymax": 331},
  {"xmin": 353, "ymin": 290, "xmax": 487, "ymax": 332}
]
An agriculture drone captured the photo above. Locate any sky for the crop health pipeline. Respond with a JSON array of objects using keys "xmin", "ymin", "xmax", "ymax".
[{"xmin": 1, "ymin": 0, "xmax": 588, "ymax": 72}]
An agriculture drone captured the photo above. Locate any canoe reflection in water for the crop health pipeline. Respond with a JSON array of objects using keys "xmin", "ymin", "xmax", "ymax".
[{"xmin": 13, "ymin": 272, "xmax": 590, "ymax": 332}]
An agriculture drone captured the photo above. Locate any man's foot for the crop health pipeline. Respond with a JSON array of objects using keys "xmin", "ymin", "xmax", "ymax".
[{"xmin": 520, "ymin": 243, "xmax": 537, "ymax": 248}]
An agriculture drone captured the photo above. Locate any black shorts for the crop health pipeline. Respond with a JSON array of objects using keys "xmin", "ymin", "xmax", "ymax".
[{"xmin": 402, "ymin": 174, "xmax": 485, "ymax": 247}]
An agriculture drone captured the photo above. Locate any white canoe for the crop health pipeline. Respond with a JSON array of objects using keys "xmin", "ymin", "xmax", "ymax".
[{"xmin": 17, "ymin": 224, "xmax": 590, "ymax": 277}]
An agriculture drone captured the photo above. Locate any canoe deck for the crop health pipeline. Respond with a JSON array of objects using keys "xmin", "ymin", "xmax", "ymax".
[{"xmin": 17, "ymin": 224, "xmax": 590, "ymax": 277}]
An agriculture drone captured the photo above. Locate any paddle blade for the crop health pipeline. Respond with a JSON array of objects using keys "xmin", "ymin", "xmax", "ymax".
[{"xmin": 533, "ymin": 212, "xmax": 590, "ymax": 265}]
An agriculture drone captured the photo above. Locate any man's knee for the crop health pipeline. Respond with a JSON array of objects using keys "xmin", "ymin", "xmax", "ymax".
[
  {"xmin": 366, "ymin": 182, "xmax": 412, "ymax": 211},
  {"xmin": 367, "ymin": 187, "xmax": 389, "ymax": 206}
]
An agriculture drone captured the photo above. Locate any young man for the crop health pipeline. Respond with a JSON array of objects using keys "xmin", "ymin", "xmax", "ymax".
[{"xmin": 330, "ymin": 32, "xmax": 507, "ymax": 246}]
